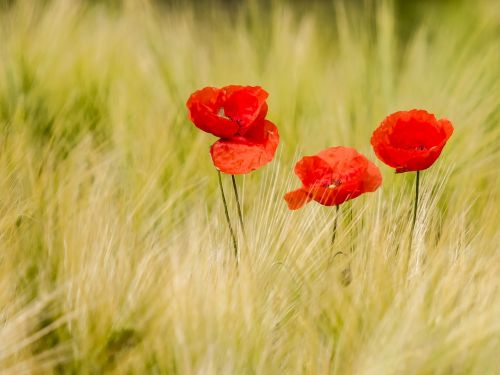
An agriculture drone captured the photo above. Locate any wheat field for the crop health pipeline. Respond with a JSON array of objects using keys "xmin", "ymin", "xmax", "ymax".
[{"xmin": 0, "ymin": 0, "xmax": 499, "ymax": 373}]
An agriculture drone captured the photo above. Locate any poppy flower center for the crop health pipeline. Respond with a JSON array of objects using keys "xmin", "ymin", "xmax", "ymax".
[
  {"xmin": 217, "ymin": 107, "xmax": 243, "ymax": 128},
  {"xmin": 327, "ymin": 179, "xmax": 342, "ymax": 189},
  {"xmin": 217, "ymin": 107, "xmax": 230, "ymax": 120}
]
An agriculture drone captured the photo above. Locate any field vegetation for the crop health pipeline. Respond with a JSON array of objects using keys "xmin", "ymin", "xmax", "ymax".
[{"xmin": 0, "ymin": 0, "xmax": 499, "ymax": 373}]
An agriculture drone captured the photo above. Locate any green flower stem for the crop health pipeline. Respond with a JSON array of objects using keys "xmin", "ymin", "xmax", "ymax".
[
  {"xmin": 331, "ymin": 205, "xmax": 340, "ymax": 246},
  {"xmin": 410, "ymin": 170, "xmax": 420, "ymax": 251},
  {"xmin": 231, "ymin": 175, "xmax": 245, "ymax": 235},
  {"xmin": 217, "ymin": 170, "xmax": 238, "ymax": 263}
]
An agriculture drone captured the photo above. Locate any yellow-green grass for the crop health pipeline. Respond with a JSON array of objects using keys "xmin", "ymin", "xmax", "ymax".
[{"xmin": 0, "ymin": 0, "xmax": 499, "ymax": 373}]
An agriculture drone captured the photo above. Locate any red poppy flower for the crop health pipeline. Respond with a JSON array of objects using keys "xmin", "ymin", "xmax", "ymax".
[
  {"xmin": 187, "ymin": 85, "xmax": 279, "ymax": 175},
  {"xmin": 371, "ymin": 109, "xmax": 454, "ymax": 173},
  {"xmin": 284, "ymin": 147, "xmax": 382, "ymax": 210},
  {"xmin": 186, "ymin": 85, "xmax": 268, "ymax": 138}
]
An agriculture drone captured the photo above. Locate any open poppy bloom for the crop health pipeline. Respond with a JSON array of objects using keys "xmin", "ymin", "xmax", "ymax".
[
  {"xmin": 285, "ymin": 147, "xmax": 382, "ymax": 210},
  {"xmin": 187, "ymin": 85, "xmax": 279, "ymax": 174},
  {"xmin": 371, "ymin": 109, "xmax": 454, "ymax": 173}
]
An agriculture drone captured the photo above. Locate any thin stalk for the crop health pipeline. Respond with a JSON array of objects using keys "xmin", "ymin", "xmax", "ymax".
[
  {"xmin": 217, "ymin": 171, "xmax": 238, "ymax": 262},
  {"xmin": 331, "ymin": 205, "xmax": 340, "ymax": 246},
  {"xmin": 410, "ymin": 170, "xmax": 420, "ymax": 250},
  {"xmin": 406, "ymin": 171, "xmax": 420, "ymax": 275},
  {"xmin": 349, "ymin": 202, "xmax": 354, "ymax": 253},
  {"xmin": 231, "ymin": 175, "xmax": 245, "ymax": 235}
]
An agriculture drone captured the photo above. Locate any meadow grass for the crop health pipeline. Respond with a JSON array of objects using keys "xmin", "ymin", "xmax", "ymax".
[{"xmin": 0, "ymin": 0, "xmax": 499, "ymax": 373}]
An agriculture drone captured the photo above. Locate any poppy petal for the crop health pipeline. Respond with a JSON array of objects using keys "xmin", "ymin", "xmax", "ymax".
[
  {"xmin": 439, "ymin": 118, "xmax": 454, "ymax": 141},
  {"xmin": 222, "ymin": 86, "xmax": 269, "ymax": 133},
  {"xmin": 210, "ymin": 120, "xmax": 279, "ymax": 175},
  {"xmin": 362, "ymin": 160, "xmax": 383, "ymax": 191},
  {"xmin": 309, "ymin": 186, "xmax": 363, "ymax": 206},
  {"xmin": 284, "ymin": 189, "xmax": 312, "ymax": 210},
  {"xmin": 392, "ymin": 146, "xmax": 444, "ymax": 173},
  {"xmin": 317, "ymin": 146, "xmax": 359, "ymax": 167},
  {"xmin": 187, "ymin": 87, "xmax": 239, "ymax": 138},
  {"xmin": 317, "ymin": 147, "xmax": 369, "ymax": 189},
  {"xmin": 294, "ymin": 156, "xmax": 333, "ymax": 188}
]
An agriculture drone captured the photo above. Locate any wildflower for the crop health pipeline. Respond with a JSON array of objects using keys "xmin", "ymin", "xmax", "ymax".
[
  {"xmin": 187, "ymin": 85, "xmax": 279, "ymax": 174},
  {"xmin": 370, "ymin": 109, "xmax": 453, "ymax": 173},
  {"xmin": 371, "ymin": 109, "xmax": 454, "ymax": 254},
  {"xmin": 187, "ymin": 84, "xmax": 279, "ymax": 262},
  {"xmin": 285, "ymin": 146, "xmax": 382, "ymax": 210}
]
